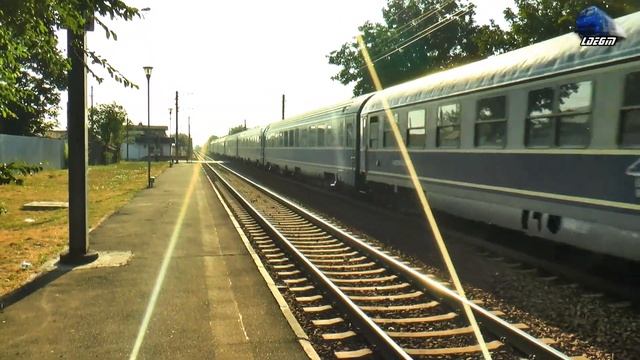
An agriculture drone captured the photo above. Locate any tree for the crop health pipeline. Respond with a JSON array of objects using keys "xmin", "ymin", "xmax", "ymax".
[
  {"xmin": 327, "ymin": 0, "xmax": 640, "ymax": 96},
  {"xmin": 205, "ymin": 135, "xmax": 219, "ymax": 156},
  {"xmin": 328, "ymin": 0, "xmax": 483, "ymax": 95},
  {"xmin": 88, "ymin": 103, "xmax": 129, "ymax": 163},
  {"xmin": 206, "ymin": 134, "xmax": 219, "ymax": 144},
  {"xmin": 0, "ymin": 1, "xmax": 140, "ymax": 135},
  {"xmin": 501, "ymin": 0, "xmax": 640, "ymax": 50},
  {"xmin": 228, "ymin": 124, "xmax": 247, "ymax": 135},
  {"xmin": 176, "ymin": 133, "xmax": 191, "ymax": 158}
]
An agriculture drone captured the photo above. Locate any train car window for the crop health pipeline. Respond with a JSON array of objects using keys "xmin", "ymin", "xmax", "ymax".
[
  {"xmin": 437, "ymin": 103, "xmax": 460, "ymax": 147},
  {"xmin": 369, "ymin": 117, "xmax": 379, "ymax": 148},
  {"xmin": 407, "ymin": 109, "xmax": 426, "ymax": 148},
  {"xmin": 620, "ymin": 72, "xmax": 640, "ymax": 146},
  {"xmin": 346, "ymin": 121, "xmax": 354, "ymax": 147},
  {"xmin": 558, "ymin": 81, "xmax": 592, "ymax": 147},
  {"xmin": 383, "ymin": 113, "xmax": 398, "ymax": 148},
  {"xmin": 558, "ymin": 81, "xmax": 592, "ymax": 113},
  {"xmin": 283, "ymin": 131, "xmax": 289, "ymax": 147},
  {"xmin": 309, "ymin": 125, "xmax": 317, "ymax": 147},
  {"xmin": 294, "ymin": 129, "xmax": 299, "ymax": 147},
  {"xmin": 317, "ymin": 124, "xmax": 326, "ymax": 147},
  {"xmin": 528, "ymin": 87, "xmax": 554, "ymax": 117},
  {"xmin": 475, "ymin": 96, "xmax": 506, "ymax": 147},
  {"xmin": 326, "ymin": 124, "xmax": 335, "ymax": 147},
  {"xmin": 527, "ymin": 87, "xmax": 555, "ymax": 147},
  {"xmin": 300, "ymin": 127, "xmax": 308, "ymax": 147},
  {"xmin": 289, "ymin": 130, "xmax": 295, "ymax": 147},
  {"xmin": 526, "ymin": 82, "xmax": 592, "ymax": 148}
]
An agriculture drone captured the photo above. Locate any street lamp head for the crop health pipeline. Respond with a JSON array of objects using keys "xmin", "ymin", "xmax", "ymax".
[{"xmin": 143, "ymin": 66, "xmax": 153, "ymax": 79}]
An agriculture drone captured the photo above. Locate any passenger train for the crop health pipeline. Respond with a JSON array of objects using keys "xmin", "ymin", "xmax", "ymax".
[{"xmin": 210, "ymin": 12, "xmax": 640, "ymax": 261}]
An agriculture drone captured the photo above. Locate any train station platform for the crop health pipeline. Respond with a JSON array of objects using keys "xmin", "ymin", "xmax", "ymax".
[{"xmin": 0, "ymin": 163, "xmax": 310, "ymax": 359}]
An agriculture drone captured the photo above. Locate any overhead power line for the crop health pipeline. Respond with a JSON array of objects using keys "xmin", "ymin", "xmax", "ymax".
[
  {"xmin": 359, "ymin": 4, "xmax": 474, "ymax": 70},
  {"xmin": 385, "ymin": 0, "xmax": 456, "ymax": 44}
]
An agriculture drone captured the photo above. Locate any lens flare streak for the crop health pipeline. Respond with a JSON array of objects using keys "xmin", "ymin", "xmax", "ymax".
[{"xmin": 356, "ymin": 34, "xmax": 492, "ymax": 360}]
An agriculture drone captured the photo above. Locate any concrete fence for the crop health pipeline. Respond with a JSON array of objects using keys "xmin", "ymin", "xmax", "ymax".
[{"xmin": 0, "ymin": 134, "xmax": 66, "ymax": 169}]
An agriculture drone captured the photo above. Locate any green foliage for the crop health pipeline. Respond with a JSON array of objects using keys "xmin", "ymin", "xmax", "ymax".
[
  {"xmin": 328, "ymin": 0, "xmax": 640, "ymax": 95},
  {"xmin": 175, "ymin": 133, "xmax": 191, "ymax": 157},
  {"xmin": 206, "ymin": 135, "xmax": 219, "ymax": 145},
  {"xmin": 89, "ymin": 102, "xmax": 129, "ymax": 162},
  {"xmin": 501, "ymin": 0, "xmax": 640, "ymax": 50},
  {"xmin": 0, "ymin": 162, "xmax": 43, "ymax": 185},
  {"xmin": 328, "ymin": 0, "xmax": 483, "ymax": 95},
  {"xmin": 205, "ymin": 135, "xmax": 218, "ymax": 155},
  {"xmin": 228, "ymin": 124, "xmax": 247, "ymax": 135},
  {"xmin": 0, "ymin": 1, "xmax": 141, "ymax": 135}
]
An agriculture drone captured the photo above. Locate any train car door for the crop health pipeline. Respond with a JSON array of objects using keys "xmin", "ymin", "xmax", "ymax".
[
  {"xmin": 260, "ymin": 132, "xmax": 266, "ymax": 166},
  {"xmin": 363, "ymin": 115, "xmax": 380, "ymax": 176}
]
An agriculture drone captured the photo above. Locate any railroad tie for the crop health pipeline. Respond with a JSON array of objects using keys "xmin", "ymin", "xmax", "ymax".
[
  {"xmin": 303, "ymin": 304, "xmax": 332, "ymax": 313},
  {"xmin": 311, "ymin": 317, "xmax": 344, "ymax": 326},
  {"xmin": 403, "ymin": 340, "xmax": 503, "ymax": 356},
  {"xmin": 349, "ymin": 291, "xmax": 423, "ymax": 302},
  {"xmin": 334, "ymin": 348, "xmax": 373, "ymax": 359},
  {"xmin": 322, "ymin": 331, "xmax": 357, "ymax": 341},
  {"xmin": 338, "ymin": 282, "xmax": 410, "ymax": 292},
  {"xmin": 373, "ymin": 312, "xmax": 458, "ymax": 324}
]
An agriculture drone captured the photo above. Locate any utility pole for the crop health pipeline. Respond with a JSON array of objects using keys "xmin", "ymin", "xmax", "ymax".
[
  {"xmin": 168, "ymin": 107, "xmax": 173, "ymax": 167},
  {"xmin": 175, "ymin": 91, "xmax": 179, "ymax": 163},
  {"xmin": 188, "ymin": 116, "xmax": 191, "ymax": 163},
  {"xmin": 282, "ymin": 94, "xmax": 285, "ymax": 120},
  {"xmin": 143, "ymin": 66, "xmax": 153, "ymax": 188},
  {"xmin": 61, "ymin": 20, "xmax": 98, "ymax": 265}
]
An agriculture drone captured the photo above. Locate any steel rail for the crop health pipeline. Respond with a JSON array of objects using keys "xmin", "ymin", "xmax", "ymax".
[
  {"xmin": 209, "ymin": 159, "xmax": 571, "ymax": 360},
  {"xmin": 201, "ymin": 161, "xmax": 412, "ymax": 360}
]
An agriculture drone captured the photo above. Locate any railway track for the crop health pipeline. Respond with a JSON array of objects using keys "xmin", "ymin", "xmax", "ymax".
[{"xmin": 198, "ymin": 155, "xmax": 582, "ymax": 359}]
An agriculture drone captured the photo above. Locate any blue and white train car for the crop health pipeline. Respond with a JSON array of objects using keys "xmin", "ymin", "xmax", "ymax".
[
  {"xmin": 237, "ymin": 126, "xmax": 265, "ymax": 164},
  {"xmin": 359, "ymin": 11, "xmax": 640, "ymax": 260},
  {"xmin": 263, "ymin": 95, "xmax": 372, "ymax": 187}
]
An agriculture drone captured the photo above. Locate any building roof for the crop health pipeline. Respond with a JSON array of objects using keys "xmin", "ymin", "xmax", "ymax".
[{"xmin": 130, "ymin": 124, "xmax": 168, "ymax": 131}]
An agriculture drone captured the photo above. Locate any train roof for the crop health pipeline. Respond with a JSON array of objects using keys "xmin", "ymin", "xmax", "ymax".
[
  {"xmin": 363, "ymin": 11, "xmax": 640, "ymax": 113},
  {"xmin": 266, "ymin": 94, "xmax": 373, "ymax": 131}
]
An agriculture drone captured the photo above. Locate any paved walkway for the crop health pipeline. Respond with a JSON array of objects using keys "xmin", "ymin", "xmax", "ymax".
[{"xmin": 0, "ymin": 163, "xmax": 307, "ymax": 359}]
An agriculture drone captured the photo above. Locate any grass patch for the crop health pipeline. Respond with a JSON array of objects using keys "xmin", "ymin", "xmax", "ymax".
[{"xmin": 0, "ymin": 161, "xmax": 168, "ymax": 296}]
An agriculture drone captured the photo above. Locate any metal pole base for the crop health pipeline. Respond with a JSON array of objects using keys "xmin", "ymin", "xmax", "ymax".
[{"xmin": 59, "ymin": 250, "xmax": 99, "ymax": 266}]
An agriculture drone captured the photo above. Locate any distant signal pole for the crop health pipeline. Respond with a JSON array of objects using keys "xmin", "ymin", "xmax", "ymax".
[
  {"xmin": 282, "ymin": 94, "xmax": 285, "ymax": 120},
  {"xmin": 168, "ymin": 107, "xmax": 173, "ymax": 167},
  {"xmin": 175, "ymin": 91, "xmax": 179, "ymax": 163}
]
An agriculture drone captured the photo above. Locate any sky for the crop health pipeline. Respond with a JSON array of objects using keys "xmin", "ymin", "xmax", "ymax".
[{"xmin": 56, "ymin": 0, "xmax": 515, "ymax": 146}]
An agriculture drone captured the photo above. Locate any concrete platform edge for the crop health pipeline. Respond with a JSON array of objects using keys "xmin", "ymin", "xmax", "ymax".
[{"xmin": 203, "ymin": 167, "xmax": 321, "ymax": 360}]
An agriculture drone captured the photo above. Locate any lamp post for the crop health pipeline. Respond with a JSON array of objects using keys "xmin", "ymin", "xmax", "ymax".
[{"xmin": 143, "ymin": 66, "xmax": 153, "ymax": 188}]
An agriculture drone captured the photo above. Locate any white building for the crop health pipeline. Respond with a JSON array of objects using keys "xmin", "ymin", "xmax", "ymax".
[{"xmin": 120, "ymin": 124, "xmax": 173, "ymax": 161}]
